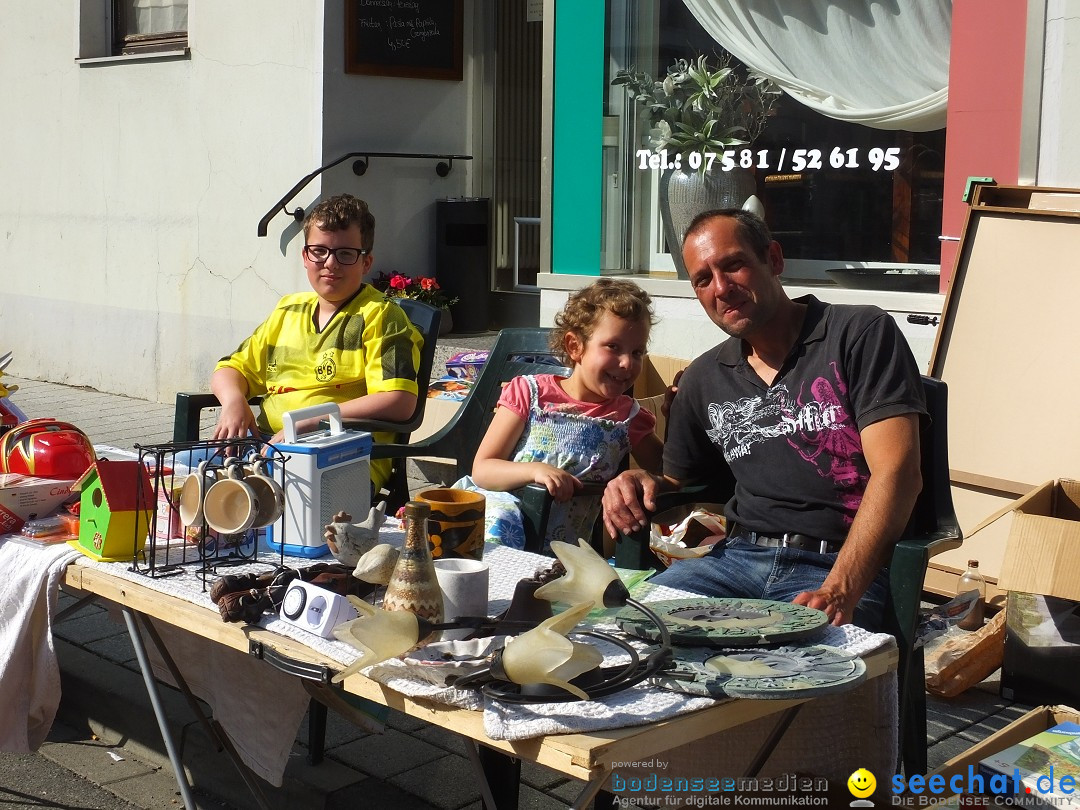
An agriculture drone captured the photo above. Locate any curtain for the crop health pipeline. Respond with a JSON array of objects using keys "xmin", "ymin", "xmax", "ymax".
[
  {"xmin": 124, "ymin": 0, "xmax": 188, "ymax": 36},
  {"xmin": 681, "ymin": 0, "xmax": 951, "ymax": 131}
]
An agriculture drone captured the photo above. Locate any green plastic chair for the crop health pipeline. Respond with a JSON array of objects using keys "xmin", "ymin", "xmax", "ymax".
[
  {"xmin": 613, "ymin": 375, "xmax": 961, "ymax": 776},
  {"xmin": 370, "ymin": 326, "xmax": 572, "ymax": 552}
]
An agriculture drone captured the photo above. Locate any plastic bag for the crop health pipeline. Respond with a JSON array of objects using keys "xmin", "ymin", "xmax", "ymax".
[
  {"xmin": 924, "ymin": 609, "xmax": 1006, "ymax": 698},
  {"xmin": 649, "ymin": 508, "xmax": 725, "ymax": 567}
]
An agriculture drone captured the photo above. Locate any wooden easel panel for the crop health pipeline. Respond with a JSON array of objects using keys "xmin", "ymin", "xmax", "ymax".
[{"xmin": 930, "ymin": 203, "xmax": 1080, "ymax": 487}]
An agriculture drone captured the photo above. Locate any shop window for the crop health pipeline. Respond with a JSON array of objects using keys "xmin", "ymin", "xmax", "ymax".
[
  {"xmin": 112, "ymin": 0, "xmax": 188, "ymax": 56},
  {"xmin": 601, "ymin": 2, "xmax": 946, "ymax": 279}
]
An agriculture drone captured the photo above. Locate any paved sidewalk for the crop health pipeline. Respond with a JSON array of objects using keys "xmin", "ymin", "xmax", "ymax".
[{"xmin": 2, "ymin": 371, "xmax": 1032, "ymax": 810}]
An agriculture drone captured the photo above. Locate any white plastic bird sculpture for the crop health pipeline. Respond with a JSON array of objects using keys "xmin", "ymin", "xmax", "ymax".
[
  {"xmin": 352, "ymin": 543, "xmax": 400, "ymax": 585},
  {"xmin": 324, "ymin": 500, "xmax": 387, "ymax": 567}
]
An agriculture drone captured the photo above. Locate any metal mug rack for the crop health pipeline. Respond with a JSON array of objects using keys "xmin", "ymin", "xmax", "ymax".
[{"xmin": 131, "ymin": 438, "xmax": 288, "ymax": 584}]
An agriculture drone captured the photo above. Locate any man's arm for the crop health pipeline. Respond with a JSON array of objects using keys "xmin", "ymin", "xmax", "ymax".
[{"xmin": 793, "ymin": 412, "xmax": 922, "ymax": 626}]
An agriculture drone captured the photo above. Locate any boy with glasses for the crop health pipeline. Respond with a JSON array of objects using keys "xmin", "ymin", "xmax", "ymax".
[{"xmin": 210, "ymin": 194, "xmax": 422, "ymax": 492}]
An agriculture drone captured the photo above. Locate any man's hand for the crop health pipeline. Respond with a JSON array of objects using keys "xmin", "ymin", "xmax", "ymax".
[
  {"xmin": 533, "ymin": 465, "xmax": 583, "ymax": 503},
  {"xmin": 602, "ymin": 469, "xmax": 664, "ymax": 537},
  {"xmin": 661, "ymin": 369, "xmax": 684, "ymax": 419},
  {"xmin": 792, "ymin": 585, "xmax": 858, "ymax": 627}
]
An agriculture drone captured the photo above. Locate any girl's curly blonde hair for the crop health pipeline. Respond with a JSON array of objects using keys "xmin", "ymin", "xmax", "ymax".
[{"xmin": 549, "ymin": 279, "xmax": 655, "ymax": 365}]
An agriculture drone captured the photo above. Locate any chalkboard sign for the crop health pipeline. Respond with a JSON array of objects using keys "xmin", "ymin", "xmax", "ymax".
[{"xmin": 345, "ymin": 0, "xmax": 463, "ymax": 81}]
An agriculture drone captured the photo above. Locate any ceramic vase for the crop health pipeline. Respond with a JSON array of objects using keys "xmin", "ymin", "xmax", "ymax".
[
  {"xmin": 383, "ymin": 501, "xmax": 443, "ymax": 644},
  {"xmin": 659, "ymin": 166, "xmax": 758, "ymax": 279},
  {"xmin": 416, "ymin": 487, "xmax": 486, "ymax": 561}
]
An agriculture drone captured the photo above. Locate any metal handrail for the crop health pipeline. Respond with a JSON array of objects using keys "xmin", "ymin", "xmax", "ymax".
[{"xmin": 257, "ymin": 150, "xmax": 473, "ymax": 236}]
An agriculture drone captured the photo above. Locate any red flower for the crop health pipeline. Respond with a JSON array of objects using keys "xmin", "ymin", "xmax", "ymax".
[
  {"xmin": 389, "ymin": 274, "xmax": 410, "ymax": 291},
  {"xmin": 419, "ymin": 277, "xmax": 439, "ymax": 291}
]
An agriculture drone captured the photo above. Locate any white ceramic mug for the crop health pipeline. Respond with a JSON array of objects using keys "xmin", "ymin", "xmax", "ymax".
[
  {"xmin": 203, "ymin": 459, "xmax": 261, "ymax": 535},
  {"xmin": 433, "ymin": 558, "xmax": 490, "ymax": 640},
  {"xmin": 178, "ymin": 460, "xmax": 215, "ymax": 528}
]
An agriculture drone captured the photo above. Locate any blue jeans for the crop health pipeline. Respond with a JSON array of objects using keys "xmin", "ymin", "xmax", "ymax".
[{"xmin": 648, "ymin": 537, "xmax": 889, "ymax": 631}]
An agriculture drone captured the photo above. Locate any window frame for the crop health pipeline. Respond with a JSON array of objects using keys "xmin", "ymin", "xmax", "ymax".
[{"xmin": 111, "ymin": 0, "xmax": 188, "ymax": 57}]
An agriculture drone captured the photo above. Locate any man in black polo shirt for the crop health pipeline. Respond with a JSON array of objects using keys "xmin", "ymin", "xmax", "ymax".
[{"xmin": 602, "ymin": 209, "xmax": 925, "ymax": 630}]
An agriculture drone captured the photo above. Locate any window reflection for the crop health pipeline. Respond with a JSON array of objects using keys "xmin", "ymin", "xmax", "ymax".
[{"xmin": 603, "ymin": 1, "xmax": 945, "ymax": 278}]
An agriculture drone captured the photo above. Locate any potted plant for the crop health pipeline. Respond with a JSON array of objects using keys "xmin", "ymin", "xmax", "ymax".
[
  {"xmin": 612, "ymin": 54, "xmax": 780, "ymax": 277},
  {"xmin": 372, "ymin": 272, "xmax": 460, "ymax": 334}
]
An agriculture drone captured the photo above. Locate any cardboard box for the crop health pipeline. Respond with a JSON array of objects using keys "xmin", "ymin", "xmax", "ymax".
[
  {"xmin": 427, "ymin": 375, "xmax": 474, "ymax": 401},
  {"xmin": 930, "ymin": 705, "xmax": 1080, "ymax": 805},
  {"xmin": 978, "ymin": 719, "xmax": 1080, "ymax": 807},
  {"xmin": 924, "ymin": 192, "xmax": 1080, "ymax": 597},
  {"xmin": 408, "ymin": 396, "xmax": 463, "ymax": 461},
  {"xmin": 0, "ymin": 473, "xmax": 77, "ymax": 533},
  {"xmin": 956, "ymin": 480, "xmax": 1080, "ymax": 705},
  {"xmin": 989, "ymin": 480, "xmax": 1080, "ymax": 602},
  {"xmin": 634, "ymin": 354, "xmax": 692, "ymax": 444},
  {"xmin": 445, "ymin": 350, "xmax": 489, "ymax": 381},
  {"xmin": 1003, "ymin": 592, "xmax": 1080, "ymax": 707}
]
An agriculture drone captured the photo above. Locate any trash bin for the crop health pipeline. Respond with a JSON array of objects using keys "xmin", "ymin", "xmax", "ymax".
[{"xmin": 436, "ymin": 197, "xmax": 490, "ymax": 334}]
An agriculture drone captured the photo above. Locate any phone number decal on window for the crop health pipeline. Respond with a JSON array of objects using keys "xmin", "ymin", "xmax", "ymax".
[{"xmin": 635, "ymin": 147, "xmax": 902, "ymax": 173}]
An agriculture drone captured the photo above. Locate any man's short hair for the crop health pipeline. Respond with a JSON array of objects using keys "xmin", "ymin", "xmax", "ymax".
[
  {"xmin": 683, "ymin": 209, "xmax": 772, "ymax": 261},
  {"xmin": 303, "ymin": 194, "xmax": 375, "ymax": 252}
]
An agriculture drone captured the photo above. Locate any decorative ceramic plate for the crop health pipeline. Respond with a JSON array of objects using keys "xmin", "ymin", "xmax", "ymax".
[
  {"xmin": 652, "ymin": 643, "xmax": 866, "ymax": 699},
  {"xmin": 615, "ymin": 597, "xmax": 828, "ymax": 647}
]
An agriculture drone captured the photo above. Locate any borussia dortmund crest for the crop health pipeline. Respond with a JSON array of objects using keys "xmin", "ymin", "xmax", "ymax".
[{"xmin": 315, "ymin": 352, "xmax": 337, "ymax": 382}]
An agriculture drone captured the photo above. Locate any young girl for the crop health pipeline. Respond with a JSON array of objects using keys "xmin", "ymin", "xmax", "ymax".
[{"xmin": 456, "ymin": 279, "xmax": 663, "ymax": 549}]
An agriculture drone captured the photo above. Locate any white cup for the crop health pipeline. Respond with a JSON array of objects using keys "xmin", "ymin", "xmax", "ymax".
[
  {"xmin": 203, "ymin": 461, "xmax": 260, "ymax": 535},
  {"xmin": 433, "ymin": 558, "xmax": 489, "ymax": 640},
  {"xmin": 178, "ymin": 460, "xmax": 215, "ymax": 528},
  {"xmin": 244, "ymin": 457, "xmax": 285, "ymax": 529}
]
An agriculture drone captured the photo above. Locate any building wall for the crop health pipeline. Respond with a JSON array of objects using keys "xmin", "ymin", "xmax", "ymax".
[
  {"xmin": 0, "ymin": 2, "xmax": 479, "ymax": 403},
  {"xmin": 1038, "ymin": 0, "xmax": 1080, "ymax": 185}
]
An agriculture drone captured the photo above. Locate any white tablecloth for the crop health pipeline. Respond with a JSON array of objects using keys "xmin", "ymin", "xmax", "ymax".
[{"xmin": 71, "ymin": 535, "xmax": 895, "ymax": 746}]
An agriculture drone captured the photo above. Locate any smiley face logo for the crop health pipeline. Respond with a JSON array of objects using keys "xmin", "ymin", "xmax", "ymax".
[{"xmin": 847, "ymin": 768, "xmax": 876, "ymax": 799}]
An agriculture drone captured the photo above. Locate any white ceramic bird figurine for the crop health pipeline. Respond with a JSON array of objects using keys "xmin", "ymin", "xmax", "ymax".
[
  {"xmin": 324, "ymin": 501, "xmax": 387, "ymax": 567},
  {"xmin": 352, "ymin": 543, "xmax": 400, "ymax": 585}
]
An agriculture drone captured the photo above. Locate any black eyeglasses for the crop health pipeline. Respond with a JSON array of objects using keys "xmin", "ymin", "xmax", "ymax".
[{"xmin": 303, "ymin": 245, "xmax": 369, "ymax": 265}]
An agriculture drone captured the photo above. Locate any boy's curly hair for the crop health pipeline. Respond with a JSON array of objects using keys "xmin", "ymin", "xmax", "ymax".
[
  {"xmin": 303, "ymin": 194, "xmax": 375, "ymax": 252},
  {"xmin": 549, "ymin": 279, "xmax": 655, "ymax": 365}
]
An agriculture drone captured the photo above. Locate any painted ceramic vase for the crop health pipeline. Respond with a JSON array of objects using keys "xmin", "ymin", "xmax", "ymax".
[
  {"xmin": 383, "ymin": 501, "xmax": 443, "ymax": 645},
  {"xmin": 416, "ymin": 487, "xmax": 486, "ymax": 561}
]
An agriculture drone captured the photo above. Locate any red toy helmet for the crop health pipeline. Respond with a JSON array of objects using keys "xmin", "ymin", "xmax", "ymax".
[{"xmin": 0, "ymin": 418, "xmax": 96, "ymax": 480}]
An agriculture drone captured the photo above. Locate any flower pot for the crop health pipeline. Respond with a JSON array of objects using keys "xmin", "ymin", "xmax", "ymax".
[
  {"xmin": 659, "ymin": 167, "xmax": 758, "ymax": 279},
  {"xmin": 439, "ymin": 308, "xmax": 453, "ymax": 336}
]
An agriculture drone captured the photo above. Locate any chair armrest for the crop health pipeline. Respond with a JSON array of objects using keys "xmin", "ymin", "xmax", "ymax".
[
  {"xmin": 613, "ymin": 482, "xmax": 731, "ymax": 571},
  {"xmin": 341, "ymin": 417, "xmax": 416, "ymax": 436},
  {"xmin": 519, "ymin": 484, "xmax": 555, "ymax": 554},
  {"xmin": 173, "ymin": 392, "xmax": 223, "ymax": 442},
  {"xmin": 518, "ymin": 482, "xmax": 608, "ymax": 554}
]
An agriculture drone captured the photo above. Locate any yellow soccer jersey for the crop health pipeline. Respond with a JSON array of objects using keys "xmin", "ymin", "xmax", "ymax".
[{"xmin": 216, "ymin": 285, "xmax": 422, "ymax": 489}]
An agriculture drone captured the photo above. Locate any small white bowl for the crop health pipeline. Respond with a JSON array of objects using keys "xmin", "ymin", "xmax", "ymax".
[{"xmin": 401, "ymin": 637, "xmax": 506, "ymax": 687}]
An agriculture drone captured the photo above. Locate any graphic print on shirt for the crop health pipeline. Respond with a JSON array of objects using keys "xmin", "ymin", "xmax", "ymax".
[
  {"xmin": 789, "ymin": 367, "xmax": 867, "ymax": 521},
  {"xmin": 703, "ymin": 364, "xmax": 867, "ymax": 525},
  {"xmin": 705, "ymin": 385, "xmax": 799, "ymax": 460}
]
